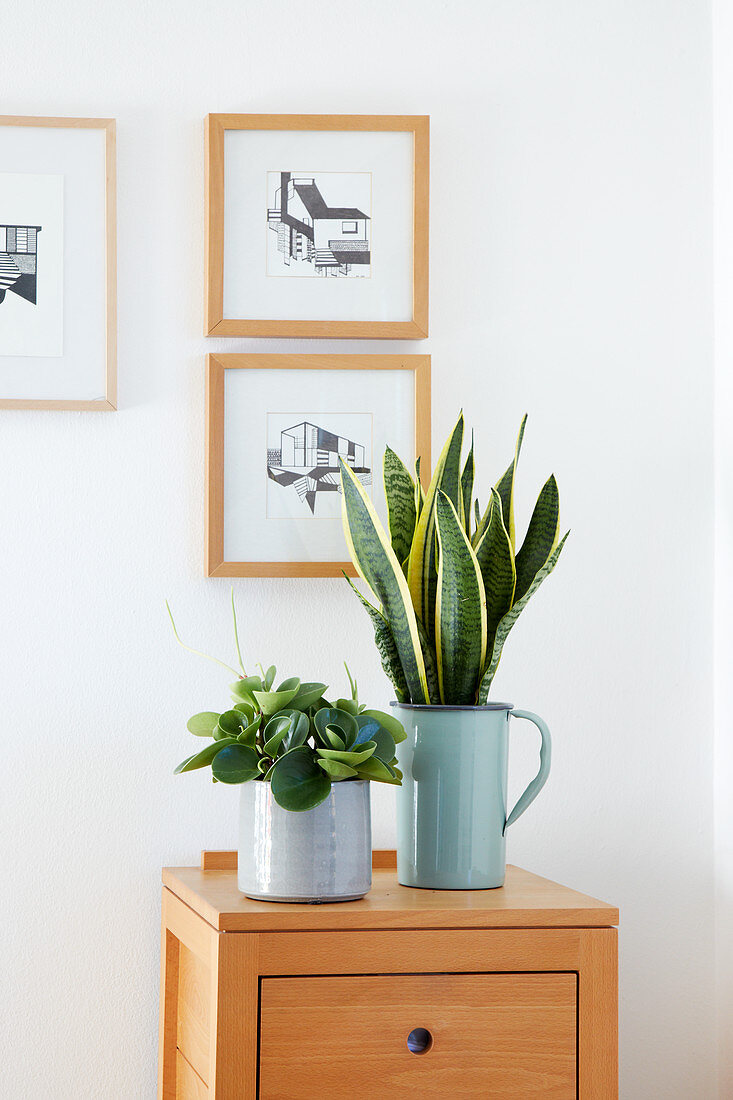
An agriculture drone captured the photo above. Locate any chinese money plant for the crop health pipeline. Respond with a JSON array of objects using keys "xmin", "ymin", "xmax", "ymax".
[
  {"xmin": 339, "ymin": 413, "xmax": 568, "ymax": 706},
  {"xmin": 169, "ymin": 598, "xmax": 405, "ymax": 811}
]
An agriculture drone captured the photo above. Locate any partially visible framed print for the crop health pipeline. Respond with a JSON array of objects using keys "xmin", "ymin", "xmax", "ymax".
[
  {"xmin": 205, "ymin": 114, "xmax": 429, "ymax": 339},
  {"xmin": 0, "ymin": 116, "xmax": 116, "ymax": 410},
  {"xmin": 206, "ymin": 354, "xmax": 431, "ymax": 577}
]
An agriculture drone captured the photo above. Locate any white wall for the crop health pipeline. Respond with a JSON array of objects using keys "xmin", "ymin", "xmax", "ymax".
[
  {"xmin": 0, "ymin": 1, "xmax": 716, "ymax": 1096},
  {"xmin": 714, "ymin": 0, "xmax": 733, "ymax": 1094}
]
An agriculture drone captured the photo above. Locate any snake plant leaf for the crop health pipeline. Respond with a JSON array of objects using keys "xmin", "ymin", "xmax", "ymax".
[
  {"xmin": 414, "ymin": 457, "xmax": 425, "ymax": 522},
  {"xmin": 340, "ymin": 459, "xmax": 429, "ymax": 703},
  {"xmin": 478, "ymin": 531, "xmax": 570, "ymax": 702},
  {"xmin": 186, "ymin": 712, "xmax": 220, "ymax": 737},
  {"xmin": 313, "ymin": 707, "xmax": 359, "ymax": 750},
  {"xmin": 253, "ymin": 677, "xmax": 301, "ymax": 716},
  {"xmin": 289, "ymin": 682, "xmax": 328, "ymax": 710},
  {"xmin": 474, "ymin": 488, "xmax": 516, "ymax": 648},
  {"xmin": 407, "ymin": 412, "xmax": 465, "ymax": 646},
  {"xmin": 474, "ymin": 498, "xmax": 481, "ymax": 531},
  {"xmin": 356, "ymin": 757, "xmax": 401, "ymax": 784},
  {"xmin": 415, "ymin": 615, "xmax": 441, "ymax": 704},
  {"xmin": 342, "ymin": 574, "xmax": 409, "ymax": 701},
  {"xmin": 461, "ymin": 432, "xmax": 475, "ymax": 535},
  {"xmin": 270, "ymin": 746, "xmax": 332, "ymax": 811},
  {"xmin": 316, "ymin": 758, "xmax": 359, "ymax": 781},
  {"xmin": 435, "ymin": 491, "xmax": 488, "ymax": 705},
  {"xmin": 211, "ymin": 743, "xmax": 260, "ymax": 784},
  {"xmin": 494, "ymin": 414, "xmax": 527, "ymax": 551},
  {"xmin": 514, "ymin": 474, "xmax": 560, "ymax": 603},
  {"xmin": 358, "ymin": 709, "xmax": 408, "ymax": 744},
  {"xmin": 384, "ymin": 445, "xmax": 417, "ymax": 566},
  {"xmin": 174, "ymin": 737, "xmax": 238, "ymax": 774},
  {"xmin": 316, "ymin": 743, "xmax": 377, "ymax": 766}
]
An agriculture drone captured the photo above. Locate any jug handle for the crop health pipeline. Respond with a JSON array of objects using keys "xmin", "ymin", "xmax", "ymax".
[{"xmin": 504, "ymin": 709, "xmax": 552, "ymax": 834}]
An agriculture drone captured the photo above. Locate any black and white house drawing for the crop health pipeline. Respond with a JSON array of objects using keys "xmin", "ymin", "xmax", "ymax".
[
  {"xmin": 267, "ymin": 415, "xmax": 372, "ymax": 516},
  {"xmin": 266, "ymin": 172, "xmax": 371, "ymax": 278},
  {"xmin": 0, "ymin": 224, "xmax": 41, "ymax": 305}
]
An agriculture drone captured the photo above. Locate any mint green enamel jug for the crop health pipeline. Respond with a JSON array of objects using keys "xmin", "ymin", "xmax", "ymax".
[{"xmin": 392, "ymin": 703, "xmax": 551, "ymax": 889}]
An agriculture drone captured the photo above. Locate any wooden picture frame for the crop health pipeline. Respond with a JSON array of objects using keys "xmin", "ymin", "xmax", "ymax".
[
  {"xmin": 0, "ymin": 115, "xmax": 116, "ymax": 410},
  {"xmin": 205, "ymin": 114, "xmax": 429, "ymax": 339},
  {"xmin": 206, "ymin": 353, "xmax": 431, "ymax": 577}
]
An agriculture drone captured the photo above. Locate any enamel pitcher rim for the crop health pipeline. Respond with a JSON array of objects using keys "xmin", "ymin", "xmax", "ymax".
[{"xmin": 390, "ymin": 701, "xmax": 515, "ymax": 712}]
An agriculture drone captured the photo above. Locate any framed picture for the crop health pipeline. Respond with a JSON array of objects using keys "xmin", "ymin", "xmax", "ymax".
[
  {"xmin": 206, "ymin": 354, "xmax": 431, "ymax": 577},
  {"xmin": 0, "ymin": 116, "xmax": 116, "ymax": 410},
  {"xmin": 205, "ymin": 114, "xmax": 429, "ymax": 339}
]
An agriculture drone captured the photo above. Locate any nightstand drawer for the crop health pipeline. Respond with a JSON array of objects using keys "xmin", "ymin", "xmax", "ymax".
[{"xmin": 259, "ymin": 972, "xmax": 577, "ymax": 1098}]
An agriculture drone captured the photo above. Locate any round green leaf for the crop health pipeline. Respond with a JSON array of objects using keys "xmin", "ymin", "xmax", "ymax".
[
  {"xmin": 316, "ymin": 759, "xmax": 358, "ymax": 781},
  {"xmin": 263, "ymin": 714, "xmax": 293, "ymax": 756},
  {"xmin": 316, "ymin": 742, "xmax": 376, "ymax": 766},
  {"xmin": 237, "ymin": 717, "xmax": 260, "ymax": 747},
  {"xmin": 369, "ymin": 728, "xmax": 397, "ymax": 765},
  {"xmin": 230, "ymin": 676, "xmax": 263, "ymax": 703},
  {"xmin": 290, "ymin": 682, "xmax": 328, "ymax": 710},
  {"xmin": 211, "ymin": 743, "xmax": 260, "ymax": 784},
  {"xmin": 233, "ymin": 700, "xmax": 257, "ymax": 725},
  {"xmin": 334, "ymin": 697, "xmax": 360, "ymax": 716},
  {"xmin": 217, "ymin": 709, "xmax": 245, "ymax": 738},
  {"xmin": 253, "ymin": 679, "xmax": 301, "ymax": 715},
  {"xmin": 360, "ymin": 708, "xmax": 408, "ymax": 744},
  {"xmin": 356, "ymin": 756, "xmax": 401, "ymax": 784},
  {"xmin": 186, "ymin": 711, "xmax": 220, "ymax": 737},
  {"xmin": 270, "ymin": 747, "xmax": 331, "ymax": 812},
  {"xmin": 174, "ymin": 737, "xmax": 238, "ymax": 774},
  {"xmin": 313, "ymin": 707, "xmax": 358, "ymax": 749}
]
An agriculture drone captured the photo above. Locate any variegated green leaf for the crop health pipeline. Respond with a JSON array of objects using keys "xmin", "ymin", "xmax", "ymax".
[
  {"xmin": 415, "ymin": 616, "xmax": 441, "ymax": 704},
  {"xmin": 340, "ymin": 459, "xmax": 429, "ymax": 703},
  {"xmin": 514, "ymin": 474, "xmax": 560, "ymax": 602},
  {"xmin": 478, "ymin": 531, "xmax": 569, "ymax": 702},
  {"xmin": 474, "ymin": 488, "xmax": 516, "ymax": 652},
  {"xmin": 407, "ymin": 412, "xmax": 464, "ymax": 646},
  {"xmin": 415, "ymin": 457, "xmax": 425, "ymax": 522},
  {"xmin": 384, "ymin": 446, "xmax": 417, "ymax": 565},
  {"xmin": 460, "ymin": 432, "xmax": 474, "ymax": 535},
  {"xmin": 434, "ymin": 491, "xmax": 487, "ymax": 705},
  {"xmin": 494, "ymin": 414, "xmax": 527, "ymax": 550},
  {"xmin": 343, "ymin": 574, "xmax": 409, "ymax": 701}
]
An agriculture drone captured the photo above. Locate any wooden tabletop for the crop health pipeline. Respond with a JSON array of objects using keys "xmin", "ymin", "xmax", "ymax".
[{"xmin": 162, "ymin": 860, "xmax": 618, "ymax": 933}]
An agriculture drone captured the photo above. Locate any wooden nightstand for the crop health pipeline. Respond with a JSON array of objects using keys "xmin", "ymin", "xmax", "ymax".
[{"xmin": 159, "ymin": 850, "xmax": 618, "ymax": 1099}]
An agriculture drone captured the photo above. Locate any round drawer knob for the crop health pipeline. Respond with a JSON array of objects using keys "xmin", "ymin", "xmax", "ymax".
[{"xmin": 406, "ymin": 1027, "xmax": 433, "ymax": 1055}]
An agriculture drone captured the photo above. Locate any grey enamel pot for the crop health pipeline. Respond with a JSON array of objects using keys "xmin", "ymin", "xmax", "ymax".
[{"xmin": 238, "ymin": 778, "xmax": 372, "ymax": 902}]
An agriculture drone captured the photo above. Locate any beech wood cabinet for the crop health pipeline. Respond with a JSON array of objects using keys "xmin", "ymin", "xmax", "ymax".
[{"xmin": 158, "ymin": 851, "xmax": 618, "ymax": 1098}]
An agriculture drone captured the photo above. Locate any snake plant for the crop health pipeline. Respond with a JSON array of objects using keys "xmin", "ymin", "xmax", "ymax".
[
  {"xmin": 339, "ymin": 413, "xmax": 568, "ymax": 706},
  {"xmin": 169, "ymin": 598, "xmax": 405, "ymax": 811}
]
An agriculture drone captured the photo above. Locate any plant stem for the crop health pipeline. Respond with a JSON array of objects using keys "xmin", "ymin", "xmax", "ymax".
[{"xmin": 166, "ymin": 601, "xmax": 241, "ymax": 678}]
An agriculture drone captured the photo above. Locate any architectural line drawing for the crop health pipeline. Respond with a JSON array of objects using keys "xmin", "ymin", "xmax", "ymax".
[
  {"xmin": 267, "ymin": 419, "xmax": 372, "ymax": 514},
  {"xmin": 0, "ymin": 223, "xmax": 41, "ymax": 305},
  {"xmin": 267, "ymin": 172, "xmax": 370, "ymax": 278}
]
